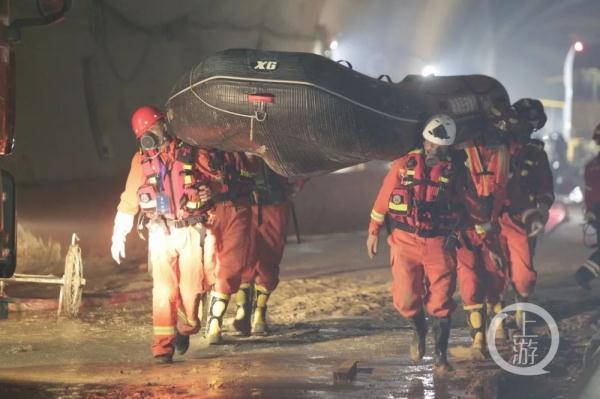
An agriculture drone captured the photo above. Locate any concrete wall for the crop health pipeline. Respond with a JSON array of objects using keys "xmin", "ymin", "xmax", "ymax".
[{"xmin": 0, "ymin": 0, "xmax": 325, "ymax": 183}]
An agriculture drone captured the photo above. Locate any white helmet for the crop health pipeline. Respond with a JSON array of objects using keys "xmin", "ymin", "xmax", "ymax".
[{"xmin": 422, "ymin": 114, "xmax": 456, "ymax": 146}]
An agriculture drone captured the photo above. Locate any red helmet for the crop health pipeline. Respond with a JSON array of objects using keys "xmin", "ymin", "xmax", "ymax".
[{"xmin": 131, "ymin": 105, "xmax": 165, "ymax": 138}]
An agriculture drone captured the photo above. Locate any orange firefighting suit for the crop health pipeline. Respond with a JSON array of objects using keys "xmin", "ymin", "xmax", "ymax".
[
  {"xmin": 198, "ymin": 150, "xmax": 252, "ymax": 296},
  {"xmin": 369, "ymin": 150, "xmax": 486, "ymax": 319},
  {"xmin": 241, "ymin": 157, "xmax": 292, "ymax": 291},
  {"xmin": 501, "ymin": 139, "xmax": 554, "ymax": 297},
  {"xmin": 117, "ymin": 144, "xmax": 210, "ymax": 357},
  {"xmin": 456, "ymin": 141, "xmax": 509, "ymax": 306},
  {"xmin": 241, "ymin": 202, "xmax": 290, "ymax": 290}
]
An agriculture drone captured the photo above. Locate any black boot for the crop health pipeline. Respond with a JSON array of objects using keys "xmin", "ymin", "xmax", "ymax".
[
  {"xmin": 174, "ymin": 332, "xmax": 190, "ymax": 355},
  {"xmin": 432, "ymin": 317, "xmax": 453, "ymax": 373},
  {"xmin": 232, "ymin": 283, "xmax": 253, "ymax": 336},
  {"xmin": 407, "ymin": 312, "xmax": 428, "ymax": 362},
  {"xmin": 574, "ymin": 266, "xmax": 595, "ymax": 290}
]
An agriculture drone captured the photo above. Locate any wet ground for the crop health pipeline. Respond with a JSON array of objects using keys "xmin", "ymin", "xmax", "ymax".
[{"xmin": 1, "ymin": 207, "xmax": 599, "ymax": 398}]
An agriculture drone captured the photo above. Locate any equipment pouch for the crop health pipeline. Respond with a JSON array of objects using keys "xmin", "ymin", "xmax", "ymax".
[
  {"xmin": 137, "ymin": 184, "xmax": 157, "ymax": 213},
  {"xmin": 388, "ymin": 188, "xmax": 411, "ymax": 216}
]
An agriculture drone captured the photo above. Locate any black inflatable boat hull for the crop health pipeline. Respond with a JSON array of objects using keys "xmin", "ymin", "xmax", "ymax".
[{"xmin": 166, "ymin": 49, "xmax": 510, "ymax": 177}]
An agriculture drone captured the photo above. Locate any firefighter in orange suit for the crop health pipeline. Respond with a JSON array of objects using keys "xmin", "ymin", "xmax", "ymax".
[
  {"xmin": 198, "ymin": 149, "xmax": 253, "ymax": 345},
  {"xmin": 455, "ymin": 127, "xmax": 510, "ymax": 349},
  {"xmin": 232, "ymin": 156, "xmax": 293, "ymax": 336},
  {"xmin": 502, "ymin": 99, "xmax": 553, "ymax": 312},
  {"xmin": 111, "ymin": 105, "xmax": 212, "ymax": 364},
  {"xmin": 574, "ymin": 123, "xmax": 600, "ymax": 289},
  {"xmin": 366, "ymin": 115, "xmax": 488, "ymax": 372}
]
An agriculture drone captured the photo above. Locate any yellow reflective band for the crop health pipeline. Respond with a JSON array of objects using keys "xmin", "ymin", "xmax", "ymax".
[
  {"xmin": 389, "ymin": 202, "xmax": 408, "ymax": 212},
  {"xmin": 183, "ymin": 164, "xmax": 192, "ymax": 170},
  {"xmin": 439, "ymin": 176, "xmax": 449, "ymax": 183},
  {"xmin": 148, "ymin": 177, "xmax": 157, "ymax": 184},
  {"xmin": 407, "ymin": 170, "xmax": 415, "ymax": 176},
  {"xmin": 463, "ymin": 303, "xmax": 484, "ymax": 311},
  {"xmin": 409, "ymin": 149, "xmax": 423, "ymax": 154},
  {"xmin": 239, "ymin": 283, "xmax": 251, "ymax": 289},
  {"xmin": 240, "ymin": 170, "xmax": 253, "ymax": 178},
  {"xmin": 525, "ymin": 160, "xmax": 534, "ymax": 166},
  {"xmin": 211, "ymin": 292, "xmax": 230, "ymax": 300},
  {"xmin": 187, "ymin": 201, "xmax": 200, "ymax": 209},
  {"xmin": 184, "ymin": 176, "xmax": 193, "ymax": 185},
  {"xmin": 153, "ymin": 326, "xmax": 176, "ymax": 336},
  {"xmin": 255, "ymin": 284, "xmax": 271, "ymax": 294},
  {"xmin": 521, "ymin": 170, "xmax": 529, "ymax": 176},
  {"xmin": 370, "ymin": 210, "xmax": 385, "ymax": 223}
]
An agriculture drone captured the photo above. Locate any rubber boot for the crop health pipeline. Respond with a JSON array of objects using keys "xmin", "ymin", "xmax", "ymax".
[
  {"xmin": 205, "ymin": 292, "xmax": 230, "ymax": 345},
  {"xmin": 487, "ymin": 302, "xmax": 507, "ymax": 341},
  {"xmin": 464, "ymin": 304, "xmax": 486, "ymax": 351},
  {"xmin": 432, "ymin": 316, "xmax": 453, "ymax": 373},
  {"xmin": 154, "ymin": 353, "xmax": 173, "ymax": 364},
  {"xmin": 232, "ymin": 283, "xmax": 253, "ymax": 336},
  {"xmin": 174, "ymin": 332, "xmax": 190, "ymax": 355},
  {"xmin": 574, "ymin": 266, "xmax": 595, "ymax": 291},
  {"xmin": 407, "ymin": 311, "xmax": 428, "ymax": 362},
  {"xmin": 251, "ymin": 285, "xmax": 271, "ymax": 335}
]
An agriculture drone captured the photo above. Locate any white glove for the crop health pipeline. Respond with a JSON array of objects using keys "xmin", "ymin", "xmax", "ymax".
[
  {"xmin": 111, "ymin": 237, "xmax": 126, "ymax": 264},
  {"xmin": 111, "ymin": 212, "xmax": 134, "ymax": 264}
]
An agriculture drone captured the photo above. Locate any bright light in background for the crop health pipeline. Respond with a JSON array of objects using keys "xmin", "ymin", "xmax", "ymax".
[
  {"xmin": 574, "ymin": 41, "xmax": 584, "ymax": 52},
  {"xmin": 421, "ymin": 64, "xmax": 438, "ymax": 77},
  {"xmin": 329, "ymin": 39, "xmax": 339, "ymax": 51}
]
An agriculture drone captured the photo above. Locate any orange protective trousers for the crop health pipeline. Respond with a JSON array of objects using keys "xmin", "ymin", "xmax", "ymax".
[
  {"xmin": 456, "ymin": 230, "xmax": 507, "ymax": 306},
  {"xmin": 388, "ymin": 229, "xmax": 456, "ymax": 318},
  {"xmin": 499, "ymin": 212, "xmax": 536, "ymax": 297},
  {"xmin": 149, "ymin": 223, "xmax": 208, "ymax": 357},
  {"xmin": 203, "ymin": 200, "xmax": 252, "ymax": 295},
  {"xmin": 241, "ymin": 202, "xmax": 290, "ymax": 291}
]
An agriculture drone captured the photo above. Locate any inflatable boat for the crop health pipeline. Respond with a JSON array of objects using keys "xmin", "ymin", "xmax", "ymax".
[{"xmin": 166, "ymin": 49, "xmax": 510, "ymax": 177}]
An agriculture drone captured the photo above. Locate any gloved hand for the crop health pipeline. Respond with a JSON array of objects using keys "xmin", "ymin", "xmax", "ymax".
[
  {"xmin": 537, "ymin": 203, "xmax": 550, "ymax": 224},
  {"xmin": 483, "ymin": 231, "xmax": 505, "ymax": 270},
  {"xmin": 487, "ymin": 247, "xmax": 505, "ymax": 270},
  {"xmin": 366, "ymin": 233, "xmax": 379, "ymax": 259},
  {"xmin": 111, "ymin": 237, "xmax": 126, "ymax": 265},
  {"xmin": 528, "ymin": 219, "xmax": 545, "ymax": 237},
  {"xmin": 198, "ymin": 184, "xmax": 212, "ymax": 203},
  {"xmin": 111, "ymin": 212, "xmax": 134, "ymax": 264}
]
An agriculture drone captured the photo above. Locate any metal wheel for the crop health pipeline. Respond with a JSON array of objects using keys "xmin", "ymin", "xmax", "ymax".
[{"xmin": 59, "ymin": 234, "xmax": 84, "ymax": 317}]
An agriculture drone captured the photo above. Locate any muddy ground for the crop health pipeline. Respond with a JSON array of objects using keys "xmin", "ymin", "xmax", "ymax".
[{"xmin": 1, "ymin": 203, "xmax": 599, "ymax": 398}]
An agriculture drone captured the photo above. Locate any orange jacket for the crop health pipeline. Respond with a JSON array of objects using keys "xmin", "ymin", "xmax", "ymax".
[
  {"xmin": 117, "ymin": 143, "xmax": 251, "ymax": 216},
  {"xmin": 369, "ymin": 150, "xmax": 486, "ymax": 235},
  {"xmin": 463, "ymin": 141, "xmax": 509, "ymax": 222},
  {"xmin": 505, "ymin": 139, "xmax": 554, "ymax": 214},
  {"xmin": 585, "ymin": 154, "xmax": 600, "ymax": 210}
]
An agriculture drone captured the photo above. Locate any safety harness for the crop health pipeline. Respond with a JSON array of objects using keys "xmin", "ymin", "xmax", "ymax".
[
  {"xmin": 387, "ymin": 149, "xmax": 457, "ymax": 237},
  {"xmin": 137, "ymin": 140, "xmax": 210, "ymax": 228},
  {"xmin": 464, "ymin": 144, "xmax": 508, "ymax": 198}
]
